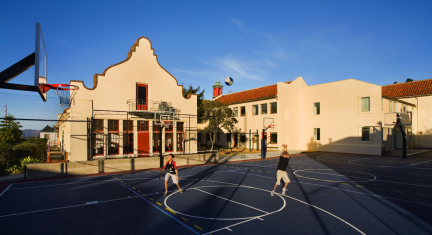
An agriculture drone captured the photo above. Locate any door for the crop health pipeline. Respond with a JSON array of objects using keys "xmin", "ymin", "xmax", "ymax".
[
  {"xmin": 138, "ymin": 132, "xmax": 149, "ymax": 156},
  {"xmin": 234, "ymin": 133, "xmax": 238, "ymax": 148},
  {"xmin": 136, "ymin": 84, "xmax": 148, "ymax": 110}
]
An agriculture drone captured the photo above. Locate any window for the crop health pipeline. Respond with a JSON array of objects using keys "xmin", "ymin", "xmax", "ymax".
[
  {"xmin": 153, "ymin": 133, "xmax": 161, "ymax": 153},
  {"xmin": 313, "ymin": 128, "xmax": 320, "ymax": 141},
  {"xmin": 108, "ymin": 120, "xmax": 119, "ymax": 131},
  {"xmin": 226, "ymin": 133, "xmax": 231, "ymax": 142},
  {"xmin": 138, "ymin": 121, "xmax": 149, "ymax": 131},
  {"xmin": 261, "ymin": 103, "xmax": 267, "ymax": 114},
  {"xmin": 165, "ymin": 133, "xmax": 173, "ymax": 152},
  {"xmin": 93, "ymin": 119, "xmax": 104, "ymax": 132},
  {"xmin": 136, "ymin": 84, "xmax": 148, "ymax": 110},
  {"xmin": 270, "ymin": 133, "xmax": 277, "ymax": 144},
  {"xmin": 240, "ymin": 106, "xmax": 245, "ymax": 116},
  {"xmin": 108, "ymin": 120, "xmax": 119, "ymax": 155},
  {"xmin": 93, "ymin": 119, "xmax": 104, "ymax": 156},
  {"xmin": 166, "ymin": 123, "xmax": 173, "ymax": 132},
  {"xmin": 123, "ymin": 120, "xmax": 133, "ymax": 154},
  {"xmin": 252, "ymin": 105, "xmax": 258, "ymax": 115},
  {"xmin": 152, "ymin": 121, "xmax": 160, "ymax": 153},
  {"xmin": 177, "ymin": 133, "xmax": 184, "ymax": 151},
  {"xmin": 362, "ymin": 127, "xmax": 370, "ymax": 141},
  {"xmin": 233, "ymin": 107, "xmax": 238, "ymax": 117},
  {"xmin": 240, "ymin": 134, "xmax": 246, "ymax": 143},
  {"xmin": 177, "ymin": 122, "xmax": 184, "ymax": 132},
  {"xmin": 313, "ymin": 102, "xmax": 320, "ymax": 115},
  {"xmin": 44, "ymin": 134, "xmax": 50, "ymax": 140},
  {"xmin": 197, "ymin": 133, "xmax": 202, "ymax": 142},
  {"xmin": 270, "ymin": 102, "xmax": 277, "ymax": 114},
  {"xmin": 206, "ymin": 133, "xmax": 210, "ymax": 141},
  {"xmin": 108, "ymin": 133, "xmax": 119, "ymax": 155},
  {"xmin": 361, "ymin": 97, "xmax": 370, "ymax": 112}
]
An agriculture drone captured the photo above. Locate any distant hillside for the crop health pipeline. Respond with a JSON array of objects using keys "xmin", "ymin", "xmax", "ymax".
[{"xmin": 22, "ymin": 129, "xmax": 40, "ymax": 138}]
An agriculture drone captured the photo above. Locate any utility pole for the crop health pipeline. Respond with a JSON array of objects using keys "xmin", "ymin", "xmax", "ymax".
[{"xmin": 4, "ymin": 105, "xmax": 6, "ymax": 117}]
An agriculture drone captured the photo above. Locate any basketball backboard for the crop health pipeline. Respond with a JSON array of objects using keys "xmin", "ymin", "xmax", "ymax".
[
  {"xmin": 0, "ymin": 22, "xmax": 48, "ymax": 101},
  {"xmin": 35, "ymin": 23, "xmax": 48, "ymax": 101},
  {"xmin": 263, "ymin": 117, "xmax": 275, "ymax": 130},
  {"xmin": 384, "ymin": 112, "xmax": 412, "ymax": 126}
]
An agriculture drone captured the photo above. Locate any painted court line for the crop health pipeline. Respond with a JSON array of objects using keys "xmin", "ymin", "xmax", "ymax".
[
  {"xmin": 228, "ymin": 170, "xmax": 432, "ymax": 207},
  {"xmin": 0, "ymin": 195, "xmax": 139, "ymax": 218},
  {"xmin": 201, "ymin": 179, "xmax": 365, "ymax": 235},
  {"xmin": 193, "ymin": 188, "xmax": 269, "ymax": 214},
  {"xmin": 0, "ymin": 184, "xmax": 12, "ymax": 197},
  {"xmin": 121, "ymin": 184, "xmax": 199, "ymax": 235}
]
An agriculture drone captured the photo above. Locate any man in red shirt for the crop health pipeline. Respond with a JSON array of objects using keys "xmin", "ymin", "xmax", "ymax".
[{"xmin": 160, "ymin": 154, "xmax": 183, "ymax": 196}]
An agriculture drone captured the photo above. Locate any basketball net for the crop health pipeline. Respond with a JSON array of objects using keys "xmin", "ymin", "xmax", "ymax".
[{"xmin": 42, "ymin": 84, "xmax": 79, "ymax": 108}]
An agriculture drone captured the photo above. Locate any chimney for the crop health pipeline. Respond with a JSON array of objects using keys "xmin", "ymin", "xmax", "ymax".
[{"xmin": 212, "ymin": 81, "xmax": 223, "ymax": 98}]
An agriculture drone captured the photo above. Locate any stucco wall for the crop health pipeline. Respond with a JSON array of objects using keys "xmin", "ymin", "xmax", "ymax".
[
  {"xmin": 299, "ymin": 79, "xmax": 383, "ymax": 155},
  {"xmin": 400, "ymin": 96, "xmax": 432, "ymax": 148}
]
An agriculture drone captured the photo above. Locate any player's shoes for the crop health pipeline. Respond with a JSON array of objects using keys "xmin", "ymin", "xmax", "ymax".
[
  {"xmin": 164, "ymin": 191, "xmax": 168, "ymax": 196},
  {"xmin": 282, "ymin": 188, "xmax": 287, "ymax": 195},
  {"xmin": 179, "ymin": 189, "xmax": 184, "ymax": 193},
  {"xmin": 271, "ymin": 190, "xmax": 275, "ymax": 196}
]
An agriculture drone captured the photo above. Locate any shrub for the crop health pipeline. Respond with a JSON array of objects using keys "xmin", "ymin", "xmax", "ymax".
[
  {"xmin": 6, "ymin": 156, "xmax": 42, "ymax": 174},
  {"xmin": 13, "ymin": 143, "xmax": 38, "ymax": 160},
  {"xmin": 24, "ymin": 138, "xmax": 47, "ymax": 159}
]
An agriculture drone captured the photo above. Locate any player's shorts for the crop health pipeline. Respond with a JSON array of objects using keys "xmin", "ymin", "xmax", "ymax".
[
  {"xmin": 276, "ymin": 170, "xmax": 290, "ymax": 185},
  {"xmin": 165, "ymin": 172, "xmax": 178, "ymax": 184}
]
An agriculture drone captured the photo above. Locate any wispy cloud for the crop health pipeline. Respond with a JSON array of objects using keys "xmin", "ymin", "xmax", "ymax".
[{"xmin": 232, "ymin": 19, "xmax": 247, "ymax": 32}]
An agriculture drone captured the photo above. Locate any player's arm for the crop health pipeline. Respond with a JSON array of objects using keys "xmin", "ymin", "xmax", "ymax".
[
  {"xmin": 175, "ymin": 169, "xmax": 179, "ymax": 180},
  {"xmin": 173, "ymin": 161, "xmax": 179, "ymax": 180}
]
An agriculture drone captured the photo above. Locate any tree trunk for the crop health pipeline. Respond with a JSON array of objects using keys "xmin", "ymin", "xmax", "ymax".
[{"xmin": 210, "ymin": 131, "xmax": 216, "ymax": 151}]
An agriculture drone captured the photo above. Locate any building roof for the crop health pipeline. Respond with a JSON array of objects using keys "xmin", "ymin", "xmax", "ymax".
[
  {"xmin": 41, "ymin": 125, "xmax": 54, "ymax": 132},
  {"xmin": 382, "ymin": 78, "xmax": 432, "ymax": 98},
  {"xmin": 215, "ymin": 81, "xmax": 291, "ymax": 105}
]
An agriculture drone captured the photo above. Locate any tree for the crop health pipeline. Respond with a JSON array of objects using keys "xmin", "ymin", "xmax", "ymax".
[
  {"xmin": 183, "ymin": 85, "xmax": 205, "ymax": 123},
  {"xmin": 406, "ymin": 78, "xmax": 414, "ymax": 82},
  {"xmin": 202, "ymin": 100, "xmax": 238, "ymax": 150},
  {"xmin": 0, "ymin": 115, "xmax": 23, "ymax": 148}
]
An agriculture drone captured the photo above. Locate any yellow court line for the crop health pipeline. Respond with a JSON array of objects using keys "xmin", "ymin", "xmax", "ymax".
[
  {"xmin": 120, "ymin": 181, "xmax": 123, "ymax": 182},
  {"xmin": 194, "ymin": 225, "xmax": 203, "ymax": 230},
  {"xmin": 166, "ymin": 207, "xmax": 176, "ymax": 214},
  {"xmin": 326, "ymin": 180, "xmax": 333, "ymax": 182},
  {"xmin": 340, "ymin": 183, "xmax": 348, "ymax": 185},
  {"xmin": 181, "ymin": 217, "xmax": 188, "ymax": 221},
  {"xmin": 356, "ymin": 185, "xmax": 364, "ymax": 187},
  {"xmin": 143, "ymin": 194, "xmax": 146, "ymax": 196},
  {"xmin": 157, "ymin": 202, "xmax": 162, "ymax": 206},
  {"xmin": 132, "ymin": 187, "xmax": 136, "ymax": 189},
  {"xmin": 137, "ymin": 190, "xmax": 141, "ymax": 193},
  {"xmin": 258, "ymin": 170, "xmax": 262, "ymax": 172},
  {"xmin": 267, "ymin": 171, "xmax": 271, "ymax": 173},
  {"xmin": 149, "ymin": 198, "xmax": 154, "ymax": 200}
]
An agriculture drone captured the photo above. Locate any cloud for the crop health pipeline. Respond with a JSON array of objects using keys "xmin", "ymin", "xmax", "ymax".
[
  {"xmin": 215, "ymin": 56, "xmax": 262, "ymax": 80},
  {"xmin": 232, "ymin": 19, "xmax": 247, "ymax": 32}
]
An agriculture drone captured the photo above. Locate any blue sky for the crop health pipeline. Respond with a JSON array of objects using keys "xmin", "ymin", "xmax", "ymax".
[{"xmin": 1, "ymin": 0, "xmax": 432, "ymax": 119}]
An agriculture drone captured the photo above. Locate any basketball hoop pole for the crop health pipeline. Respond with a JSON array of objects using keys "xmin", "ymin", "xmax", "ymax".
[
  {"xmin": 396, "ymin": 113, "xmax": 407, "ymax": 159},
  {"xmin": 261, "ymin": 126, "xmax": 270, "ymax": 159}
]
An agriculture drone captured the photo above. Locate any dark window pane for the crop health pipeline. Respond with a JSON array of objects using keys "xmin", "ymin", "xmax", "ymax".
[
  {"xmin": 138, "ymin": 86, "xmax": 147, "ymax": 103},
  {"xmin": 271, "ymin": 102, "xmax": 277, "ymax": 113}
]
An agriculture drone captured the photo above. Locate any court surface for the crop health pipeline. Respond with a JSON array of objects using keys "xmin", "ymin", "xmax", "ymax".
[{"xmin": 1, "ymin": 151, "xmax": 432, "ymax": 235}]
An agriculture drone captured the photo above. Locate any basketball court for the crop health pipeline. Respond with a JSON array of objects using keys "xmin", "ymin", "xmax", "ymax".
[{"xmin": 1, "ymin": 151, "xmax": 432, "ymax": 235}]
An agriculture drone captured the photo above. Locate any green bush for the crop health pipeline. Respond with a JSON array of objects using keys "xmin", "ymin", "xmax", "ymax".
[
  {"xmin": 0, "ymin": 144, "xmax": 15, "ymax": 167},
  {"xmin": 13, "ymin": 143, "xmax": 38, "ymax": 160},
  {"xmin": 24, "ymin": 138, "xmax": 48, "ymax": 158},
  {"xmin": 6, "ymin": 156, "xmax": 42, "ymax": 174}
]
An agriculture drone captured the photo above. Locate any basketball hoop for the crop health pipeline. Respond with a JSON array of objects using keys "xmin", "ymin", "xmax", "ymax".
[
  {"xmin": 268, "ymin": 125, "xmax": 275, "ymax": 129},
  {"xmin": 163, "ymin": 121, "xmax": 173, "ymax": 128},
  {"xmin": 42, "ymin": 84, "xmax": 79, "ymax": 108}
]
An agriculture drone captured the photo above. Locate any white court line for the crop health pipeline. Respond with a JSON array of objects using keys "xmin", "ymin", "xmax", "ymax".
[
  {"xmin": 228, "ymin": 170, "xmax": 432, "ymax": 207},
  {"xmin": 408, "ymin": 159, "xmax": 432, "ymax": 166},
  {"xmin": 348, "ymin": 158, "xmax": 370, "ymax": 163},
  {"xmin": 193, "ymin": 188, "xmax": 269, "ymax": 214},
  {"xmin": 201, "ymin": 179, "xmax": 365, "ymax": 235},
  {"xmin": 0, "ymin": 184, "xmax": 12, "ymax": 197},
  {"xmin": 0, "ymin": 195, "xmax": 139, "ymax": 218},
  {"xmin": 294, "ymin": 169, "xmax": 377, "ymax": 182}
]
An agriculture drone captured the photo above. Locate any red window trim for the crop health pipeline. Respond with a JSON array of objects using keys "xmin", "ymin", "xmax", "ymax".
[
  {"xmin": 176, "ymin": 133, "xmax": 185, "ymax": 152},
  {"xmin": 108, "ymin": 133, "xmax": 120, "ymax": 155},
  {"xmin": 94, "ymin": 132, "xmax": 104, "ymax": 156},
  {"xmin": 165, "ymin": 133, "xmax": 174, "ymax": 152},
  {"xmin": 123, "ymin": 132, "xmax": 134, "ymax": 154},
  {"xmin": 153, "ymin": 132, "xmax": 161, "ymax": 153},
  {"xmin": 177, "ymin": 122, "xmax": 184, "ymax": 132},
  {"xmin": 138, "ymin": 120, "xmax": 149, "ymax": 132}
]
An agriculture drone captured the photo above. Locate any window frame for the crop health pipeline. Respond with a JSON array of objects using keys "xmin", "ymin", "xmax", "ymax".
[
  {"xmin": 270, "ymin": 102, "xmax": 277, "ymax": 114},
  {"xmin": 361, "ymin": 127, "xmax": 370, "ymax": 142},
  {"xmin": 313, "ymin": 128, "xmax": 320, "ymax": 141},
  {"xmin": 252, "ymin": 105, "xmax": 258, "ymax": 116},
  {"xmin": 313, "ymin": 102, "xmax": 320, "ymax": 116},
  {"xmin": 270, "ymin": 132, "xmax": 277, "ymax": 144},
  {"xmin": 240, "ymin": 106, "xmax": 246, "ymax": 116},
  {"xmin": 261, "ymin": 103, "xmax": 267, "ymax": 115},
  {"xmin": 233, "ymin": 107, "xmax": 239, "ymax": 117}
]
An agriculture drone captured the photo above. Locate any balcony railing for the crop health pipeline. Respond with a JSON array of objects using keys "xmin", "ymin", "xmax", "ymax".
[{"xmin": 127, "ymin": 99, "xmax": 181, "ymax": 114}]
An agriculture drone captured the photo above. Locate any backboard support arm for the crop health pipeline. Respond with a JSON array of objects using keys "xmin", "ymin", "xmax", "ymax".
[{"xmin": 0, "ymin": 52, "xmax": 35, "ymax": 85}]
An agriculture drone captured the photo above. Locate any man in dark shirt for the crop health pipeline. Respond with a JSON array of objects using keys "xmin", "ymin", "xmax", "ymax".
[
  {"xmin": 159, "ymin": 154, "xmax": 183, "ymax": 196},
  {"xmin": 271, "ymin": 144, "xmax": 290, "ymax": 196}
]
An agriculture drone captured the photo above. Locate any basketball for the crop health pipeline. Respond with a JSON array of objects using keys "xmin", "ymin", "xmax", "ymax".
[{"xmin": 225, "ymin": 77, "xmax": 234, "ymax": 86}]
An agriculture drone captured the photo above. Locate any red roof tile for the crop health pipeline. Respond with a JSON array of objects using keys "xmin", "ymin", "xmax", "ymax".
[
  {"xmin": 382, "ymin": 78, "xmax": 432, "ymax": 98},
  {"xmin": 215, "ymin": 81, "xmax": 291, "ymax": 105}
]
